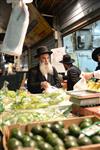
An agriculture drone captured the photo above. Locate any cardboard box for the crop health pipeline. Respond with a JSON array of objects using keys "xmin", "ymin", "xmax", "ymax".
[
  {"xmin": 72, "ymin": 105, "xmax": 100, "ymax": 117},
  {"xmin": 3, "ymin": 116, "xmax": 100, "ymax": 150}
]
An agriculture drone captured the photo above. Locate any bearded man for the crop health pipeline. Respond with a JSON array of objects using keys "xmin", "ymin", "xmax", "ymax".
[{"xmin": 27, "ymin": 46, "xmax": 62, "ymax": 93}]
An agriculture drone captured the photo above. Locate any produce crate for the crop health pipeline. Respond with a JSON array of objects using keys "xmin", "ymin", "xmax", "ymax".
[
  {"xmin": 72, "ymin": 105, "xmax": 100, "ymax": 117},
  {"xmin": 1, "ymin": 102, "xmax": 72, "ymax": 126},
  {"xmin": 3, "ymin": 115, "xmax": 100, "ymax": 150}
]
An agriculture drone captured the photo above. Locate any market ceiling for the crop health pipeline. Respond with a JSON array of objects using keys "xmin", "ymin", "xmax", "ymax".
[
  {"xmin": 26, "ymin": 0, "xmax": 76, "ymax": 47},
  {"xmin": 0, "ymin": 0, "xmax": 76, "ymax": 49},
  {"xmin": 33, "ymin": 0, "xmax": 68, "ymax": 15},
  {"xmin": 32, "ymin": 0, "xmax": 76, "ymax": 18}
]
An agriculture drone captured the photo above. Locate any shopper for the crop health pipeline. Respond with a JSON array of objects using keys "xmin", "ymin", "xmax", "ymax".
[
  {"xmin": 92, "ymin": 47, "xmax": 100, "ymax": 70},
  {"xmin": 59, "ymin": 54, "xmax": 81, "ymax": 91},
  {"xmin": 27, "ymin": 46, "xmax": 62, "ymax": 93}
]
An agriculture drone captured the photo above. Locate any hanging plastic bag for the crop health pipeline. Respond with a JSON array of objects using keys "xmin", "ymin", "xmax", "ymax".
[
  {"xmin": 7, "ymin": 0, "xmax": 33, "ymax": 3},
  {"xmin": 1, "ymin": 0, "xmax": 31, "ymax": 56},
  {"xmin": 73, "ymin": 77, "xmax": 88, "ymax": 91}
]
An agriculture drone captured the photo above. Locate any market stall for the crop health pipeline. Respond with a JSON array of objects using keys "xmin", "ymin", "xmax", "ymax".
[
  {"xmin": 0, "ymin": 0, "xmax": 100, "ymax": 150},
  {"xmin": 0, "ymin": 81, "xmax": 100, "ymax": 149}
]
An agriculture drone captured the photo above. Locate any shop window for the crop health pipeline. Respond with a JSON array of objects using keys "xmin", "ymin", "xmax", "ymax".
[
  {"xmin": 63, "ymin": 33, "xmax": 75, "ymax": 53},
  {"xmin": 62, "ymin": 20, "xmax": 100, "ymax": 71},
  {"xmin": 63, "ymin": 20, "xmax": 100, "ymax": 51},
  {"xmin": 76, "ymin": 29, "xmax": 92, "ymax": 50},
  {"xmin": 92, "ymin": 20, "xmax": 100, "ymax": 48}
]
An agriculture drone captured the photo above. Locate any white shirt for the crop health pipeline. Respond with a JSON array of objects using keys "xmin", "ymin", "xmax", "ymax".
[
  {"xmin": 45, "ymin": 74, "xmax": 48, "ymax": 80},
  {"xmin": 94, "ymin": 70, "xmax": 100, "ymax": 79}
]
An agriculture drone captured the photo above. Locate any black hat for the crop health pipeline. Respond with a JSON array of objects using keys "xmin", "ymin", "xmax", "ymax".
[
  {"xmin": 92, "ymin": 47, "xmax": 100, "ymax": 62},
  {"xmin": 59, "ymin": 54, "xmax": 75, "ymax": 64},
  {"xmin": 34, "ymin": 46, "xmax": 53, "ymax": 58}
]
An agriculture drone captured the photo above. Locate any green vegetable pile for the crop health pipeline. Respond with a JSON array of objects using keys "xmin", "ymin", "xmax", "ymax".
[
  {"xmin": 0, "ymin": 89, "xmax": 72, "ymax": 126},
  {"xmin": 0, "ymin": 89, "xmax": 67, "ymax": 111},
  {"xmin": 6, "ymin": 118, "xmax": 100, "ymax": 150}
]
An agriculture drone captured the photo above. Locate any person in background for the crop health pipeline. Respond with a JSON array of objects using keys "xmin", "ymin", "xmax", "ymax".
[
  {"xmin": 81, "ymin": 70, "xmax": 100, "ymax": 80},
  {"xmin": 92, "ymin": 47, "xmax": 100, "ymax": 70},
  {"xmin": 59, "ymin": 54, "xmax": 81, "ymax": 91},
  {"xmin": 81, "ymin": 47, "xmax": 100, "ymax": 81},
  {"xmin": 27, "ymin": 46, "xmax": 62, "ymax": 93}
]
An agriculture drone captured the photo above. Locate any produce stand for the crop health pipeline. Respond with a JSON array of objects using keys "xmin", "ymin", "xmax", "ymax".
[
  {"xmin": 72, "ymin": 105, "xmax": 100, "ymax": 117},
  {"xmin": 3, "ymin": 116, "xmax": 100, "ymax": 150},
  {"xmin": 0, "ymin": 83, "xmax": 100, "ymax": 150},
  {"xmin": 0, "ymin": 88, "xmax": 72, "ymax": 126}
]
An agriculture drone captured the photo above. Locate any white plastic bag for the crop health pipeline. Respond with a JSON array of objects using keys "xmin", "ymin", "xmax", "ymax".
[
  {"xmin": 7, "ymin": 0, "xmax": 33, "ymax": 4},
  {"xmin": 43, "ymin": 86, "xmax": 58, "ymax": 93},
  {"xmin": 73, "ymin": 77, "xmax": 88, "ymax": 91},
  {"xmin": 1, "ymin": 1, "xmax": 29, "ymax": 56}
]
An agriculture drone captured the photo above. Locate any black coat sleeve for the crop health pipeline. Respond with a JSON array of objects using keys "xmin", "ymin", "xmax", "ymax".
[
  {"xmin": 27, "ymin": 66, "xmax": 62, "ymax": 93},
  {"xmin": 66, "ymin": 66, "xmax": 81, "ymax": 90},
  {"xmin": 27, "ymin": 67, "xmax": 42, "ymax": 93},
  {"xmin": 53, "ymin": 67, "xmax": 62, "ymax": 88},
  {"xmin": 67, "ymin": 69, "xmax": 81, "ymax": 84}
]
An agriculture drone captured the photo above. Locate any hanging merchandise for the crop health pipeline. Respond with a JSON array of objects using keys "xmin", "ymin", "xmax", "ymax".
[
  {"xmin": 1, "ymin": 0, "xmax": 33, "ymax": 56},
  {"xmin": 7, "ymin": 0, "xmax": 33, "ymax": 3}
]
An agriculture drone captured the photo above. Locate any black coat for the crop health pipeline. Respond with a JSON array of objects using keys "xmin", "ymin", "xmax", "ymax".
[
  {"xmin": 27, "ymin": 65, "xmax": 61, "ymax": 93},
  {"xmin": 63, "ymin": 65, "xmax": 81, "ymax": 91},
  {"xmin": 95, "ymin": 62, "xmax": 100, "ymax": 71}
]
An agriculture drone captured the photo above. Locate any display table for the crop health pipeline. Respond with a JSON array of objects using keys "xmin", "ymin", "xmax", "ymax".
[{"xmin": 72, "ymin": 105, "xmax": 100, "ymax": 117}]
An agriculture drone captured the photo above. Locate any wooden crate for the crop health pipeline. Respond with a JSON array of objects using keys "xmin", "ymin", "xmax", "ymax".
[
  {"xmin": 3, "ymin": 115, "xmax": 100, "ymax": 150},
  {"xmin": 72, "ymin": 105, "xmax": 100, "ymax": 117}
]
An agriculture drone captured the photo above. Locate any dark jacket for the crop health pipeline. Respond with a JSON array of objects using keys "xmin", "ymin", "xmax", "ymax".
[
  {"xmin": 63, "ymin": 65, "xmax": 81, "ymax": 91},
  {"xmin": 27, "ymin": 65, "xmax": 61, "ymax": 93},
  {"xmin": 95, "ymin": 62, "xmax": 100, "ymax": 82},
  {"xmin": 95, "ymin": 62, "xmax": 100, "ymax": 71}
]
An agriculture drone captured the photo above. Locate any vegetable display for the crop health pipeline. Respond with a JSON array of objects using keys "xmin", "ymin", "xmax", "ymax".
[{"xmin": 0, "ymin": 89, "xmax": 72, "ymax": 126}]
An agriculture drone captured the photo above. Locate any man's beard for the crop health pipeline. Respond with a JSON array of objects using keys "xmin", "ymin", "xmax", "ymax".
[{"xmin": 40, "ymin": 62, "xmax": 53, "ymax": 76}]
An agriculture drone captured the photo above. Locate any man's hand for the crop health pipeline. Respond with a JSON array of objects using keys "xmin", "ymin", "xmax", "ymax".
[
  {"xmin": 81, "ymin": 72, "xmax": 93, "ymax": 80},
  {"xmin": 41, "ymin": 81, "xmax": 51, "ymax": 90}
]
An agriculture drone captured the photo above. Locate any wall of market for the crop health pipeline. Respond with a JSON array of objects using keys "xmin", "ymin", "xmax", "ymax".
[
  {"xmin": 53, "ymin": 0, "xmax": 100, "ymax": 72},
  {"xmin": 29, "ymin": 0, "xmax": 100, "ymax": 72}
]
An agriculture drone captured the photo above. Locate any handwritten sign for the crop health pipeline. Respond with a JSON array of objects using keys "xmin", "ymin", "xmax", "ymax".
[{"xmin": 51, "ymin": 47, "xmax": 66, "ymax": 73}]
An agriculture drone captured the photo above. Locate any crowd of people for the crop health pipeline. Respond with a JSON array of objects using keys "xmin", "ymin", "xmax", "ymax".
[
  {"xmin": 0, "ymin": 46, "xmax": 99, "ymax": 93},
  {"xmin": 26, "ymin": 46, "xmax": 100, "ymax": 94}
]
